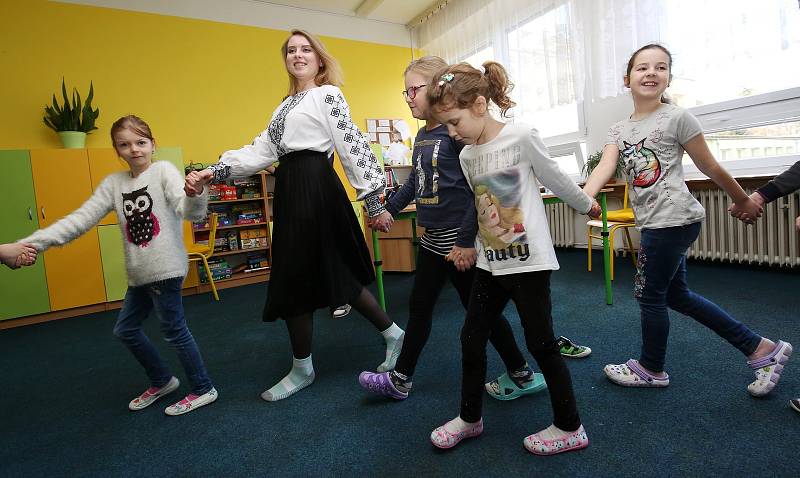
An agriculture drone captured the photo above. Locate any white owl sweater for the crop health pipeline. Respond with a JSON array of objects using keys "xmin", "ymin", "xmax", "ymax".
[{"xmin": 20, "ymin": 161, "xmax": 208, "ymax": 287}]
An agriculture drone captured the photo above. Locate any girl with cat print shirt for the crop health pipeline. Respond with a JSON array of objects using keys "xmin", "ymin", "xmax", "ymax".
[
  {"xmin": 583, "ymin": 44, "xmax": 791, "ymax": 397},
  {"xmin": 13, "ymin": 115, "xmax": 218, "ymax": 416}
]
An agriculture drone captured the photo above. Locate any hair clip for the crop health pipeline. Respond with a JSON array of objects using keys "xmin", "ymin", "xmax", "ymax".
[
  {"xmin": 477, "ymin": 65, "xmax": 486, "ymax": 75},
  {"xmin": 437, "ymin": 72, "xmax": 455, "ymax": 87}
]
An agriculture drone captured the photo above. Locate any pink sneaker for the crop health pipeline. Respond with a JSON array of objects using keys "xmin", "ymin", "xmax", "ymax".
[
  {"xmin": 128, "ymin": 376, "xmax": 180, "ymax": 411},
  {"xmin": 524, "ymin": 425, "xmax": 589, "ymax": 456},
  {"xmin": 430, "ymin": 418, "xmax": 483, "ymax": 449},
  {"xmin": 164, "ymin": 388, "xmax": 218, "ymax": 416}
]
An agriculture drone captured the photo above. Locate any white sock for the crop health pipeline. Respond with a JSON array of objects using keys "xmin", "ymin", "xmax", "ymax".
[
  {"xmin": 537, "ymin": 424, "xmax": 569, "ymax": 440},
  {"xmin": 377, "ymin": 323, "xmax": 405, "ymax": 372},
  {"xmin": 444, "ymin": 416, "xmax": 480, "ymax": 434},
  {"xmin": 261, "ymin": 355, "xmax": 315, "ymax": 402}
]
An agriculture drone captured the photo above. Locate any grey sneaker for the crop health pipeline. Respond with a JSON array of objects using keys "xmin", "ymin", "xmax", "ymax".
[
  {"xmin": 128, "ymin": 376, "xmax": 180, "ymax": 411},
  {"xmin": 164, "ymin": 388, "xmax": 218, "ymax": 416}
]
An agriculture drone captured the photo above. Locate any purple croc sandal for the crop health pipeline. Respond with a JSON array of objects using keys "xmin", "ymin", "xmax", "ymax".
[
  {"xmin": 747, "ymin": 340, "xmax": 792, "ymax": 397},
  {"xmin": 604, "ymin": 359, "xmax": 669, "ymax": 388},
  {"xmin": 358, "ymin": 371, "xmax": 408, "ymax": 400}
]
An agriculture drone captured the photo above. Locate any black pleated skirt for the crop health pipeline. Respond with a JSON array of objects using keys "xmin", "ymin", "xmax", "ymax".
[{"xmin": 262, "ymin": 150, "xmax": 375, "ymax": 321}]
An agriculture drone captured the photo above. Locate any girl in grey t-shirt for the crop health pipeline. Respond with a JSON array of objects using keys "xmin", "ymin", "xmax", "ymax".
[{"xmin": 583, "ymin": 43, "xmax": 791, "ymax": 398}]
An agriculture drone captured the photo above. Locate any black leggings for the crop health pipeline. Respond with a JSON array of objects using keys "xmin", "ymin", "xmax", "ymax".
[
  {"xmin": 459, "ymin": 269, "xmax": 581, "ymax": 431},
  {"xmin": 394, "ymin": 247, "xmax": 526, "ymax": 378}
]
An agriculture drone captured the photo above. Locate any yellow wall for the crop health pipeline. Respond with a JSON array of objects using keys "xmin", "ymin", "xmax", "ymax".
[{"xmin": 1, "ymin": 1, "xmax": 418, "ymax": 198}]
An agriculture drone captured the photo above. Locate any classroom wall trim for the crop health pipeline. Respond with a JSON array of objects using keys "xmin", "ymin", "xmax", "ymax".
[{"xmin": 54, "ymin": 0, "xmax": 414, "ymax": 47}]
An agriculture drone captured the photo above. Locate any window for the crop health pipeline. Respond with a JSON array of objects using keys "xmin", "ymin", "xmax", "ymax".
[
  {"xmin": 682, "ymin": 120, "xmax": 800, "ymax": 179},
  {"xmin": 663, "ymin": 1, "xmax": 800, "ymax": 108},
  {"xmin": 549, "ymin": 141, "xmax": 584, "ymax": 181},
  {"xmin": 506, "ymin": 3, "xmax": 582, "ymax": 141},
  {"xmin": 462, "ymin": 45, "xmax": 494, "ymax": 69}
]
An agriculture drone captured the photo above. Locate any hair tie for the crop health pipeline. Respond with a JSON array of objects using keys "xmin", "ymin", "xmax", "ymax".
[
  {"xmin": 437, "ymin": 73, "xmax": 454, "ymax": 88},
  {"xmin": 477, "ymin": 65, "xmax": 486, "ymax": 75}
]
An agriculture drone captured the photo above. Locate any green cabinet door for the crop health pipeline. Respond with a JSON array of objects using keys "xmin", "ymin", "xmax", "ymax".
[
  {"xmin": 154, "ymin": 147, "xmax": 184, "ymax": 176},
  {"xmin": 98, "ymin": 225, "xmax": 128, "ymax": 302},
  {"xmin": 0, "ymin": 150, "xmax": 50, "ymax": 320}
]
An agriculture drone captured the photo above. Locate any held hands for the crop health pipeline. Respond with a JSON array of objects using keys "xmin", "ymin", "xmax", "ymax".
[
  {"xmin": 586, "ymin": 200, "xmax": 602, "ymax": 219},
  {"xmin": 446, "ymin": 246, "xmax": 477, "ymax": 272},
  {"xmin": 728, "ymin": 192, "xmax": 764, "ymax": 225},
  {"xmin": 184, "ymin": 169, "xmax": 213, "ymax": 197},
  {"xmin": 369, "ymin": 211, "xmax": 394, "ymax": 233},
  {"xmin": 0, "ymin": 243, "xmax": 38, "ymax": 269}
]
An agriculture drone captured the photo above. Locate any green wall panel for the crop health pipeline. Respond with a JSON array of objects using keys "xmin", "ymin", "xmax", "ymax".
[
  {"xmin": 98, "ymin": 225, "xmax": 128, "ymax": 302},
  {"xmin": 0, "ymin": 150, "xmax": 50, "ymax": 320},
  {"xmin": 154, "ymin": 147, "xmax": 184, "ymax": 176}
]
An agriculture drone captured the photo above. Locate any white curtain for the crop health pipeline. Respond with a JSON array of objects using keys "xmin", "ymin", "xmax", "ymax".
[
  {"xmin": 413, "ymin": 0, "xmax": 584, "ymax": 112},
  {"xmin": 413, "ymin": 0, "xmax": 800, "ymax": 108}
]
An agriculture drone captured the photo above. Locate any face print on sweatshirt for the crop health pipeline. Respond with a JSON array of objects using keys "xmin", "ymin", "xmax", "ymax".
[{"xmin": 122, "ymin": 186, "xmax": 160, "ymax": 247}]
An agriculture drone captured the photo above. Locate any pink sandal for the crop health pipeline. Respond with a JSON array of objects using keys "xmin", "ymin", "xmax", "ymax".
[
  {"xmin": 524, "ymin": 425, "xmax": 589, "ymax": 455},
  {"xmin": 430, "ymin": 418, "xmax": 483, "ymax": 449}
]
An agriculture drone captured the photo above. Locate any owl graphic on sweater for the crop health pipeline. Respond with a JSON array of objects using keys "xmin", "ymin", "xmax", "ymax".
[{"xmin": 122, "ymin": 186, "xmax": 160, "ymax": 247}]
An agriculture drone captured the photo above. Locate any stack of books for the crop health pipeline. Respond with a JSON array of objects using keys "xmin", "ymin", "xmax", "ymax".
[
  {"xmin": 232, "ymin": 204, "xmax": 264, "ymax": 225},
  {"xmin": 198, "ymin": 257, "xmax": 232, "ymax": 283},
  {"xmin": 245, "ymin": 251, "xmax": 269, "ymax": 272}
]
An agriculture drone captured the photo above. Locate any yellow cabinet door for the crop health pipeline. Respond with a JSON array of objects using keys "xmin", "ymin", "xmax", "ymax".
[
  {"xmin": 30, "ymin": 149, "xmax": 107, "ymax": 311},
  {"xmin": 88, "ymin": 148, "xmax": 128, "ymax": 226}
]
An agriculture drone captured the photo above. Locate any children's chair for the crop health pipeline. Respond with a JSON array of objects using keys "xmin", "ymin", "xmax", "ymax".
[
  {"xmin": 587, "ymin": 183, "xmax": 637, "ymax": 280},
  {"xmin": 188, "ymin": 213, "xmax": 220, "ymax": 301}
]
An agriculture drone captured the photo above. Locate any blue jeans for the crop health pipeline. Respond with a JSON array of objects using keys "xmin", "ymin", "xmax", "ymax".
[
  {"xmin": 113, "ymin": 277, "xmax": 213, "ymax": 395},
  {"xmin": 635, "ymin": 222, "xmax": 762, "ymax": 372}
]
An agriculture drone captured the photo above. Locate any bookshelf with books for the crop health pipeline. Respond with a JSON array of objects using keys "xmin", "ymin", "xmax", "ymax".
[
  {"xmin": 190, "ymin": 172, "xmax": 274, "ymax": 293},
  {"xmin": 384, "ymin": 164, "xmax": 412, "ymax": 197}
]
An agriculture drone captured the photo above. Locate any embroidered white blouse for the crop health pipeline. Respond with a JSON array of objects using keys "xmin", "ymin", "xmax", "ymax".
[{"xmin": 208, "ymin": 85, "xmax": 386, "ymax": 216}]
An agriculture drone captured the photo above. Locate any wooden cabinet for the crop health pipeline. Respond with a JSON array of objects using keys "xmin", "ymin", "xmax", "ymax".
[
  {"xmin": 29, "ymin": 149, "xmax": 107, "ymax": 311},
  {"xmin": 366, "ymin": 217, "xmax": 423, "ymax": 272},
  {"xmin": 97, "ymin": 225, "xmax": 128, "ymax": 302},
  {"xmin": 0, "ymin": 150, "xmax": 51, "ymax": 320},
  {"xmin": 189, "ymin": 172, "xmax": 273, "ymax": 290},
  {"xmin": 1, "ymin": 147, "xmax": 199, "ymax": 324}
]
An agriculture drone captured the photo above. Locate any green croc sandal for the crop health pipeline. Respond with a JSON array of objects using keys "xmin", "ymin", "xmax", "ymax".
[{"xmin": 485, "ymin": 371, "xmax": 547, "ymax": 401}]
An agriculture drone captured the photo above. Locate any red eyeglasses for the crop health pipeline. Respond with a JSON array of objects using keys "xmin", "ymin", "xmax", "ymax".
[{"xmin": 402, "ymin": 84, "xmax": 427, "ymax": 100}]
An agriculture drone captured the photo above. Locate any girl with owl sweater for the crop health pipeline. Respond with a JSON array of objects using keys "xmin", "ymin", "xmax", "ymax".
[{"xmin": 16, "ymin": 115, "xmax": 218, "ymax": 416}]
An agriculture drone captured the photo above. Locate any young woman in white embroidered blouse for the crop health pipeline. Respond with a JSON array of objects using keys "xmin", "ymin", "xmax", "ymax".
[{"xmin": 185, "ymin": 29, "xmax": 404, "ymax": 402}]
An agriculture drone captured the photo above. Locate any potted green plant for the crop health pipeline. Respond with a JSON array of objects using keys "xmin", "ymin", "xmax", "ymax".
[
  {"xmin": 43, "ymin": 79, "xmax": 99, "ymax": 148},
  {"xmin": 582, "ymin": 150, "xmax": 626, "ymax": 182}
]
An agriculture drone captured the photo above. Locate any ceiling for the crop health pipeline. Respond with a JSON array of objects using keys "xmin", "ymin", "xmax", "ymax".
[{"xmin": 250, "ymin": 0, "xmax": 439, "ymax": 25}]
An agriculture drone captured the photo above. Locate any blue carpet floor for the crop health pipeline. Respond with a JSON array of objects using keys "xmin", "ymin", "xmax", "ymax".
[{"xmin": 1, "ymin": 249, "xmax": 798, "ymax": 477}]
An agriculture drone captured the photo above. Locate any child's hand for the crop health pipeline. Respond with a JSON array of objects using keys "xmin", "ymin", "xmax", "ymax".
[
  {"xmin": 586, "ymin": 201, "xmax": 602, "ymax": 219},
  {"xmin": 185, "ymin": 169, "xmax": 213, "ymax": 197},
  {"xmin": 369, "ymin": 211, "xmax": 394, "ymax": 233},
  {"xmin": 728, "ymin": 194, "xmax": 763, "ymax": 225},
  {"xmin": 446, "ymin": 246, "xmax": 477, "ymax": 272},
  {"xmin": 0, "ymin": 243, "xmax": 37, "ymax": 269}
]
